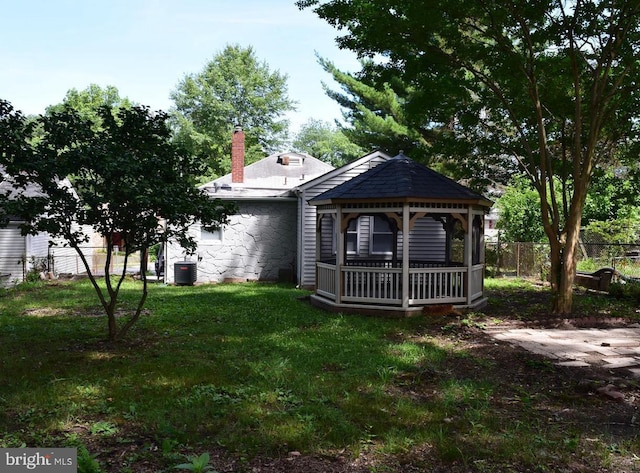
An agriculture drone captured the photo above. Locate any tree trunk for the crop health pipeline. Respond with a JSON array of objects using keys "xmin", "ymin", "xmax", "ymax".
[
  {"xmin": 549, "ymin": 198, "xmax": 584, "ymax": 315},
  {"xmin": 551, "ymin": 233, "xmax": 580, "ymax": 315},
  {"xmin": 114, "ymin": 250, "xmax": 149, "ymax": 341},
  {"xmin": 107, "ymin": 306, "xmax": 118, "ymax": 342}
]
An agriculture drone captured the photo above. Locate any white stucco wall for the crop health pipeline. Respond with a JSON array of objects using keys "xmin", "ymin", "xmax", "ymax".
[{"xmin": 166, "ymin": 199, "xmax": 298, "ymax": 284}]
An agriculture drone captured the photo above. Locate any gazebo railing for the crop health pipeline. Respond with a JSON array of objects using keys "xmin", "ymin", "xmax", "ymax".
[
  {"xmin": 470, "ymin": 264, "xmax": 485, "ymax": 301},
  {"xmin": 316, "ymin": 261, "xmax": 470, "ymax": 306},
  {"xmin": 321, "ymin": 258, "xmax": 464, "ymax": 268},
  {"xmin": 408, "ymin": 267, "xmax": 466, "ymax": 304},
  {"xmin": 317, "ymin": 261, "xmax": 337, "ymax": 300},
  {"xmin": 342, "ymin": 266, "xmax": 402, "ymax": 304}
]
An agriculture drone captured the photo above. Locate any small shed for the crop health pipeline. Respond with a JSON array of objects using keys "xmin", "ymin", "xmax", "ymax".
[{"xmin": 308, "ymin": 153, "xmax": 493, "ymax": 316}]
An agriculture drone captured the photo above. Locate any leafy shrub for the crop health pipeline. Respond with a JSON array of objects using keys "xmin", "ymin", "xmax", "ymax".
[
  {"xmin": 77, "ymin": 445, "xmax": 102, "ymax": 473},
  {"xmin": 609, "ymin": 281, "xmax": 640, "ymax": 302}
]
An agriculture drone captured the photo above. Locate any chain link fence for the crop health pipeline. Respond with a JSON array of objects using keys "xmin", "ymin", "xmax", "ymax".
[{"xmin": 486, "ymin": 241, "xmax": 640, "ymax": 282}]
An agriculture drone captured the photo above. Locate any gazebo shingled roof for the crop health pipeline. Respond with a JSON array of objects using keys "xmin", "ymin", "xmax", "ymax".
[{"xmin": 310, "ymin": 153, "xmax": 492, "ymax": 206}]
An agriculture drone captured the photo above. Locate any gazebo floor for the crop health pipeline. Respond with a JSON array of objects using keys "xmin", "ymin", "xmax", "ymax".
[{"xmin": 310, "ymin": 294, "xmax": 488, "ymax": 318}]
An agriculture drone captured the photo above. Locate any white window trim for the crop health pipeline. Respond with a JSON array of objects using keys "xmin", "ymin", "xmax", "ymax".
[
  {"xmin": 332, "ymin": 216, "xmax": 360, "ymax": 255},
  {"xmin": 369, "ymin": 215, "xmax": 394, "ymax": 255},
  {"xmin": 201, "ymin": 226, "xmax": 223, "ymax": 243}
]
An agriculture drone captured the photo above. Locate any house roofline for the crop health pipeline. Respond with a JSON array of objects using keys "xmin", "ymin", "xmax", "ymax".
[
  {"xmin": 295, "ymin": 150, "xmax": 392, "ymax": 192},
  {"xmin": 207, "ymin": 195, "xmax": 297, "ymax": 202}
]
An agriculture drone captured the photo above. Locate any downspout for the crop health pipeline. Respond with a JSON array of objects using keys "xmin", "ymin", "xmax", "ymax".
[{"xmin": 295, "ymin": 188, "xmax": 304, "ymax": 288}]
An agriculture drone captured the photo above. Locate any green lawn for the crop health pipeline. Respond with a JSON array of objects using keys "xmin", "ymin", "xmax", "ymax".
[{"xmin": 1, "ymin": 278, "xmax": 638, "ymax": 472}]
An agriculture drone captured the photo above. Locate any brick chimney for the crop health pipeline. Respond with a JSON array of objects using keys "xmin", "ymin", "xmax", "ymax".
[{"xmin": 231, "ymin": 125, "xmax": 245, "ymax": 183}]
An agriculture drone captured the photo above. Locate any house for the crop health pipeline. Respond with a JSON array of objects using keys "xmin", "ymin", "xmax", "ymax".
[
  {"xmin": 164, "ymin": 133, "xmax": 493, "ymax": 313},
  {"xmin": 0, "ymin": 170, "xmax": 90, "ymax": 285},
  {"xmin": 164, "ymin": 127, "xmax": 334, "ymax": 284}
]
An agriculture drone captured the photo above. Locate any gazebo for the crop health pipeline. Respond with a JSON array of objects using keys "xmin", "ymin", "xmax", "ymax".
[{"xmin": 308, "ymin": 153, "xmax": 493, "ymax": 316}]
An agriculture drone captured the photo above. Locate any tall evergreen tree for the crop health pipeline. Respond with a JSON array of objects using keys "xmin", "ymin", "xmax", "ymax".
[{"xmin": 319, "ymin": 56, "xmax": 430, "ymax": 161}]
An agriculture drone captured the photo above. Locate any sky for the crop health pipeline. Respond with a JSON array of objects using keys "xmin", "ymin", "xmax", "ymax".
[{"xmin": 0, "ymin": 0, "xmax": 361, "ymax": 133}]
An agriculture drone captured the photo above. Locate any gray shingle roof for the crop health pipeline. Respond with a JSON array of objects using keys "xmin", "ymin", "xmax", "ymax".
[
  {"xmin": 202, "ymin": 152, "xmax": 334, "ymax": 198},
  {"xmin": 310, "ymin": 153, "xmax": 491, "ymax": 206}
]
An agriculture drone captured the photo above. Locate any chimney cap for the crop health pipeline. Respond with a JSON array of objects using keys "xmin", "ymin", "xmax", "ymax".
[{"xmin": 234, "ymin": 124, "xmax": 243, "ymax": 132}]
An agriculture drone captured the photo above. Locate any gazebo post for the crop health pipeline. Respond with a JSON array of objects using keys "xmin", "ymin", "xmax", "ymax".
[
  {"xmin": 401, "ymin": 204, "xmax": 410, "ymax": 308},
  {"xmin": 465, "ymin": 205, "xmax": 473, "ymax": 305},
  {"xmin": 335, "ymin": 205, "xmax": 344, "ymax": 304}
]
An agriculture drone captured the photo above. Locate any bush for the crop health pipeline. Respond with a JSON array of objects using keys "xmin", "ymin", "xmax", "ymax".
[{"xmin": 609, "ymin": 281, "xmax": 640, "ymax": 302}]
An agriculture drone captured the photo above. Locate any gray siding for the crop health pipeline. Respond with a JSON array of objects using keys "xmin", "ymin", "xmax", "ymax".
[
  {"xmin": 316, "ymin": 215, "xmax": 446, "ymax": 262},
  {"xmin": 0, "ymin": 224, "xmax": 52, "ymax": 285},
  {"xmin": 0, "ymin": 224, "xmax": 25, "ymax": 285},
  {"xmin": 409, "ymin": 216, "xmax": 447, "ymax": 261},
  {"xmin": 297, "ymin": 151, "xmax": 392, "ymax": 288},
  {"xmin": 26, "ymin": 232, "xmax": 49, "ymax": 261}
]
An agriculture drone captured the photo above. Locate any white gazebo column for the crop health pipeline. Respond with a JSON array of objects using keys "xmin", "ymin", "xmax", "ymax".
[
  {"xmin": 335, "ymin": 205, "xmax": 344, "ymax": 304},
  {"xmin": 465, "ymin": 205, "xmax": 473, "ymax": 305},
  {"xmin": 402, "ymin": 203, "xmax": 410, "ymax": 308},
  {"xmin": 315, "ymin": 213, "xmax": 322, "ymax": 290}
]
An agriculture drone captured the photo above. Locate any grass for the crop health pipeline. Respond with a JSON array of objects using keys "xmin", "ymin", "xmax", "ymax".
[{"xmin": 0, "ymin": 278, "xmax": 639, "ymax": 472}]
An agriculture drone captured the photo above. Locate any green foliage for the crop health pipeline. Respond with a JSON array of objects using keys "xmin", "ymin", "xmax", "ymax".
[
  {"xmin": 317, "ymin": 57, "xmax": 431, "ymax": 161},
  {"xmin": 89, "ymin": 421, "xmax": 118, "ymax": 437},
  {"xmin": 609, "ymin": 281, "xmax": 640, "ymax": 302},
  {"xmin": 292, "ymin": 118, "xmax": 363, "ymax": 166},
  {"xmin": 495, "ymin": 176, "xmax": 546, "ymax": 243},
  {"xmin": 583, "ymin": 219, "xmax": 640, "ymax": 245},
  {"xmin": 24, "ymin": 256, "xmax": 48, "ymax": 282},
  {"xmin": 171, "ymin": 44, "xmax": 295, "ymax": 180},
  {"xmin": 77, "ymin": 445, "xmax": 103, "ymax": 473},
  {"xmin": 45, "ymin": 84, "xmax": 133, "ymax": 127},
  {"xmin": 0, "ymin": 99, "xmax": 236, "ymax": 340},
  {"xmin": 584, "ymin": 166, "xmax": 640, "ymax": 224},
  {"xmin": 175, "ymin": 453, "xmax": 217, "ymax": 473}
]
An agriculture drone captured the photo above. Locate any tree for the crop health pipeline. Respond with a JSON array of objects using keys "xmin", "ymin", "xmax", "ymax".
[
  {"xmin": 292, "ymin": 118, "xmax": 363, "ymax": 166},
  {"xmin": 583, "ymin": 166, "xmax": 640, "ymax": 224},
  {"xmin": 0, "ymin": 100, "xmax": 236, "ymax": 341},
  {"xmin": 318, "ymin": 56, "xmax": 510, "ymax": 191},
  {"xmin": 498, "ymin": 166, "xmax": 640, "ymax": 244},
  {"xmin": 318, "ymin": 57, "xmax": 430, "ymax": 160},
  {"xmin": 582, "ymin": 165, "xmax": 640, "ymax": 245},
  {"xmin": 496, "ymin": 177, "xmax": 547, "ymax": 243},
  {"xmin": 299, "ymin": 0, "xmax": 640, "ymax": 314},
  {"xmin": 45, "ymin": 84, "xmax": 133, "ymax": 123},
  {"xmin": 171, "ymin": 44, "xmax": 296, "ymax": 181}
]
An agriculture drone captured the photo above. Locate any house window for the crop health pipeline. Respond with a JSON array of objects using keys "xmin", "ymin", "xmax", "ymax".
[
  {"xmin": 345, "ymin": 218, "xmax": 359, "ymax": 254},
  {"xmin": 331, "ymin": 217, "xmax": 359, "ymax": 255},
  {"xmin": 201, "ymin": 226, "xmax": 222, "ymax": 242},
  {"xmin": 371, "ymin": 215, "xmax": 394, "ymax": 254}
]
